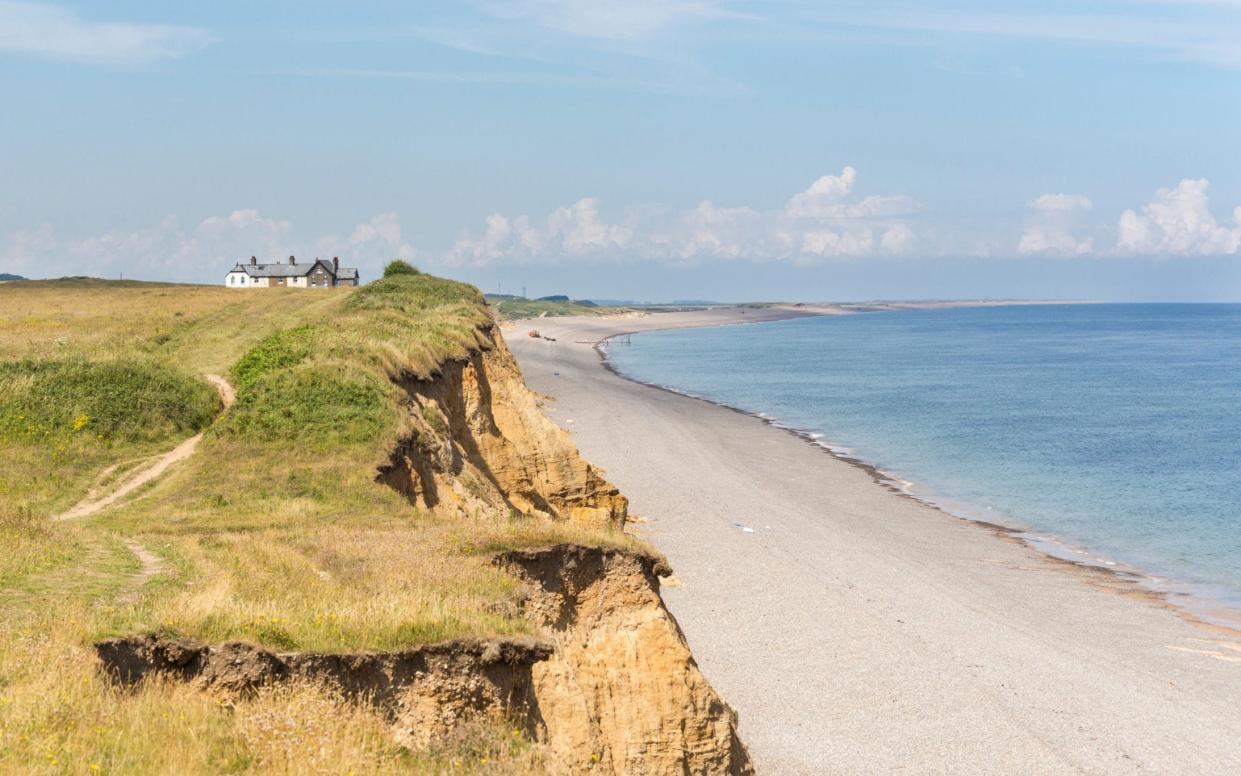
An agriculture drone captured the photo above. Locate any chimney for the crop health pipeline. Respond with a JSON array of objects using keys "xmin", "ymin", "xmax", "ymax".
[
  {"xmin": 250, "ymin": 256, "xmax": 256, "ymax": 266},
  {"xmin": 288, "ymin": 255, "xmax": 295, "ymax": 265},
  {"xmin": 333, "ymin": 257, "xmax": 339, "ymax": 274}
]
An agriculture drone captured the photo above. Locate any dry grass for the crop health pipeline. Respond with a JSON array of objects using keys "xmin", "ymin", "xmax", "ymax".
[
  {"xmin": 0, "ymin": 275, "xmax": 628, "ymax": 772},
  {"xmin": 0, "ymin": 606, "xmax": 543, "ymax": 775}
]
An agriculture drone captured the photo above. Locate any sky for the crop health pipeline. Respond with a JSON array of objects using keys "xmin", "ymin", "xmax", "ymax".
[{"xmin": 1, "ymin": 0, "xmax": 1239, "ymax": 301}]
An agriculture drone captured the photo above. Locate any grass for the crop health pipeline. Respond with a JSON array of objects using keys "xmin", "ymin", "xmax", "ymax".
[
  {"xmin": 0, "ymin": 275, "xmax": 628, "ymax": 772},
  {"xmin": 484, "ymin": 294, "xmax": 623, "ymax": 321}
]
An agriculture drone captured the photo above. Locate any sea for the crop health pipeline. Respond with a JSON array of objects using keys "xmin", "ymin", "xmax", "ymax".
[{"xmin": 606, "ymin": 304, "xmax": 1241, "ymax": 622}]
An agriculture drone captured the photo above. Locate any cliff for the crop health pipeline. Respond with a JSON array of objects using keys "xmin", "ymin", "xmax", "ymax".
[
  {"xmin": 378, "ymin": 329, "xmax": 628, "ymax": 528},
  {"xmin": 93, "ymin": 316, "xmax": 750, "ymax": 774},
  {"xmin": 380, "ymin": 326, "xmax": 752, "ymax": 774}
]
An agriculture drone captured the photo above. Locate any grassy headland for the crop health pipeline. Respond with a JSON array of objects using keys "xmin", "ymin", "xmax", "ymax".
[
  {"xmin": 484, "ymin": 294, "xmax": 622, "ymax": 321},
  {"xmin": 0, "ymin": 273, "xmax": 630, "ymax": 773}
]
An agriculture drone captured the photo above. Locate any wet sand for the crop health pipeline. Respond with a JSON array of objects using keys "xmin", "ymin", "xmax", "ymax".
[{"xmin": 506, "ymin": 309, "xmax": 1241, "ymax": 775}]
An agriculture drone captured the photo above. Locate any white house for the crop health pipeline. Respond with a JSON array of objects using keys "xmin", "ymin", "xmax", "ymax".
[{"xmin": 225, "ymin": 256, "xmax": 360, "ymax": 289}]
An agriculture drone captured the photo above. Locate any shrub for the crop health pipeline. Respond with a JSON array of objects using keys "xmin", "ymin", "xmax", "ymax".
[
  {"xmin": 218, "ymin": 365, "xmax": 392, "ymax": 446},
  {"xmin": 382, "ymin": 260, "xmax": 421, "ymax": 278},
  {"xmin": 0, "ymin": 359, "xmax": 220, "ymax": 443},
  {"xmin": 348, "ymin": 274, "xmax": 485, "ymax": 315},
  {"xmin": 230, "ymin": 326, "xmax": 318, "ymax": 392}
]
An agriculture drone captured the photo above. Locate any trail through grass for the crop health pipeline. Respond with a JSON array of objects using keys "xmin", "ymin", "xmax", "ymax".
[{"xmin": 0, "ymin": 277, "xmax": 594, "ymax": 772}]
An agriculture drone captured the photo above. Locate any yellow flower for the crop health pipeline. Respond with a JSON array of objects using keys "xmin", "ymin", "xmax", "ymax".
[{"xmin": 72, "ymin": 414, "xmax": 90, "ymax": 432}]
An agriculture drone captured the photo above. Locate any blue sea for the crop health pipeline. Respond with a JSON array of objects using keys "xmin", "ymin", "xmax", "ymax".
[{"xmin": 607, "ymin": 304, "xmax": 1241, "ymax": 620}]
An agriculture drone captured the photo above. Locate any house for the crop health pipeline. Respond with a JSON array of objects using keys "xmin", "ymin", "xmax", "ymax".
[{"xmin": 224, "ymin": 256, "xmax": 360, "ymax": 288}]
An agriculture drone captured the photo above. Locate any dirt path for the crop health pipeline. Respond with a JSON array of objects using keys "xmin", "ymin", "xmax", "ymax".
[
  {"xmin": 116, "ymin": 540, "xmax": 166, "ymax": 605},
  {"xmin": 57, "ymin": 374, "xmax": 235, "ymax": 522}
]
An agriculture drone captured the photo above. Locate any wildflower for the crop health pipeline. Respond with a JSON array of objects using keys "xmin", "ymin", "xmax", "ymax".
[{"xmin": 72, "ymin": 414, "xmax": 90, "ymax": 432}]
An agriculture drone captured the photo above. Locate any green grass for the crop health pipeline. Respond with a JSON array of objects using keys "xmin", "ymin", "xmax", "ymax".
[
  {"xmin": 484, "ymin": 294, "xmax": 622, "ymax": 321},
  {"xmin": 0, "ymin": 359, "xmax": 219, "ymax": 443}
]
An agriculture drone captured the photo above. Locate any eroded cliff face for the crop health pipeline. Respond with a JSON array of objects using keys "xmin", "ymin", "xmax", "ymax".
[
  {"xmin": 95, "ymin": 634, "xmax": 553, "ymax": 750},
  {"xmin": 501, "ymin": 545, "xmax": 754, "ymax": 776},
  {"xmin": 378, "ymin": 325, "xmax": 751, "ymax": 774},
  {"xmin": 378, "ymin": 329, "xmax": 627, "ymax": 528},
  {"xmin": 98, "ymin": 325, "xmax": 750, "ymax": 774}
]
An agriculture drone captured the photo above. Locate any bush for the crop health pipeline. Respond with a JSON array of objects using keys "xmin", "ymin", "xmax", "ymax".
[
  {"xmin": 382, "ymin": 260, "xmax": 421, "ymax": 278},
  {"xmin": 230, "ymin": 325, "xmax": 318, "ymax": 392},
  {"xmin": 0, "ymin": 359, "xmax": 220, "ymax": 443},
  {"xmin": 347, "ymin": 273, "xmax": 485, "ymax": 315},
  {"xmin": 218, "ymin": 365, "xmax": 392, "ymax": 446}
]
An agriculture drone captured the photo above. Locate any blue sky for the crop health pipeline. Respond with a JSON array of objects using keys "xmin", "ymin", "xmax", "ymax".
[{"xmin": 2, "ymin": 0, "xmax": 1239, "ymax": 300}]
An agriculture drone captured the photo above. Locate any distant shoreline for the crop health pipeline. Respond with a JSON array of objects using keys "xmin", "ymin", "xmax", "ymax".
[
  {"xmin": 592, "ymin": 310, "xmax": 1241, "ymax": 634},
  {"xmin": 507, "ymin": 306, "xmax": 1241, "ymax": 772}
]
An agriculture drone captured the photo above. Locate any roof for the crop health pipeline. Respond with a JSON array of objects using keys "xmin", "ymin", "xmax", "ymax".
[
  {"xmin": 230, "ymin": 263, "xmax": 311, "ymax": 278},
  {"xmin": 227, "ymin": 259, "xmax": 358, "ymax": 279}
]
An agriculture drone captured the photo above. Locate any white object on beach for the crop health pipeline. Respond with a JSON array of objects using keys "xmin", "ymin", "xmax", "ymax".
[{"xmin": 734, "ymin": 523, "xmax": 756, "ymax": 534}]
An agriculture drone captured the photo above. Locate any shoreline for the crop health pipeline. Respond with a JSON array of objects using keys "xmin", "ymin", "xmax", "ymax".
[
  {"xmin": 507, "ymin": 307, "xmax": 1241, "ymax": 773},
  {"xmin": 595, "ymin": 323, "xmax": 1241, "ymax": 634}
]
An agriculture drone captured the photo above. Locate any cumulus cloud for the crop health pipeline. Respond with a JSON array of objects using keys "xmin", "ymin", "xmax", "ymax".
[
  {"xmin": 1018, "ymin": 192, "xmax": 1094, "ymax": 257},
  {"xmin": 784, "ymin": 167, "xmax": 921, "ymax": 220},
  {"xmin": 447, "ymin": 198, "xmax": 632, "ymax": 265},
  {"xmin": 1027, "ymin": 193, "xmax": 1092, "ymax": 212},
  {"xmin": 0, "ymin": 211, "xmax": 418, "ymax": 282},
  {"xmin": 317, "ymin": 212, "xmax": 417, "ymax": 263},
  {"xmin": 446, "ymin": 167, "xmax": 920, "ymax": 266},
  {"xmin": 1116, "ymin": 178, "xmax": 1241, "ymax": 256},
  {"xmin": 0, "ymin": 1, "xmax": 212, "ymax": 65},
  {"xmin": 1018, "ymin": 227, "xmax": 1093, "ymax": 257}
]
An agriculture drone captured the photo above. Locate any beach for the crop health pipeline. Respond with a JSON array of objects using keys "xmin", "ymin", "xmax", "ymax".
[{"xmin": 507, "ymin": 309, "xmax": 1241, "ymax": 775}]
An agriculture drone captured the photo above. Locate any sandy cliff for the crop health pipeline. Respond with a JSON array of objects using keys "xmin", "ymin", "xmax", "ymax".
[
  {"xmin": 381, "ymin": 326, "xmax": 751, "ymax": 774},
  {"xmin": 379, "ymin": 329, "xmax": 628, "ymax": 528},
  {"xmin": 100, "ymin": 324, "xmax": 750, "ymax": 775}
]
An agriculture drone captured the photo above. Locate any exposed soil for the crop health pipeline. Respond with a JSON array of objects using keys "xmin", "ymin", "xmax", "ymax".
[
  {"xmin": 95, "ymin": 634, "xmax": 554, "ymax": 748},
  {"xmin": 498, "ymin": 544, "xmax": 753, "ymax": 775}
]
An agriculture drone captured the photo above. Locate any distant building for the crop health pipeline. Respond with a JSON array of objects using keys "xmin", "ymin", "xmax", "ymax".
[{"xmin": 225, "ymin": 256, "xmax": 360, "ymax": 288}]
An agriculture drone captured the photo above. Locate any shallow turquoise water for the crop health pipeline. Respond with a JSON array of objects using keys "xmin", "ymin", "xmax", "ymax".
[{"xmin": 608, "ymin": 304, "xmax": 1241, "ymax": 612}]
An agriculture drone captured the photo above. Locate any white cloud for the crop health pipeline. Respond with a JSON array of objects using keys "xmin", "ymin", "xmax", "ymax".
[
  {"xmin": 785, "ymin": 168, "xmax": 922, "ymax": 219},
  {"xmin": 660, "ymin": 200, "xmax": 759, "ymax": 260},
  {"xmin": 784, "ymin": 167, "xmax": 858, "ymax": 216},
  {"xmin": 0, "ymin": 2, "xmax": 211, "ymax": 64},
  {"xmin": 318, "ymin": 212, "xmax": 417, "ymax": 262},
  {"xmin": 1018, "ymin": 191, "xmax": 1095, "ymax": 256},
  {"xmin": 1116, "ymin": 178, "xmax": 1241, "ymax": 256},
  {"xmin": 447, "ymin": 198, "xmax": 632, "ymax": 265},
  {"xmin": 485, "ymin": 0, "xmax": 736, "ymax": 39},
  {"xmin": 1028, "ymin": 193, "xmax": 1093, "ymax": 212},
  {"xmin": 0, "ymin": 211, "xmax": 419, "ymax": 282},
  {"xmin": 1018, "ymin": 227, "xmax": 1094, "ymax": 257},
  {"xmin": 880, "ymin": 223, "xmax": 916, "ymax": 253},
  {"xmin": 446, "ymin": 167, "xmax": 920, "ymax": 265},
  {"xmin": 548, "ymin": 198, "xmax": 633, "ymax": 253}
]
